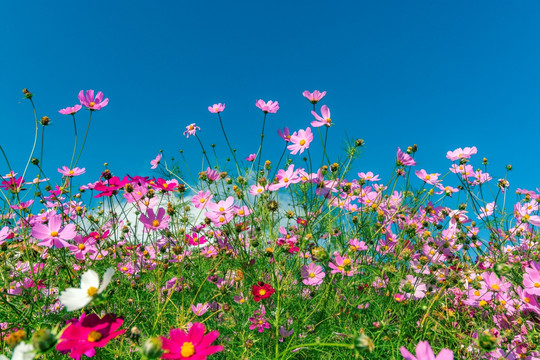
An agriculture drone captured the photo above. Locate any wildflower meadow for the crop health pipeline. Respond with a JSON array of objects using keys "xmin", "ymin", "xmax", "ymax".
[{"xmin": 1, "ymin": 87, "xmax": 540, "ymax": 360}]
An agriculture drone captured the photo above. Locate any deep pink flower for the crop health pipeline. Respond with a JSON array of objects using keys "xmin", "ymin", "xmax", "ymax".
[
  {"xmin": 249, "ymin": 305, "xmax": 271, "ymax": 333},
  {"xmin": 184, "ymin": 123, "xmax": 201, "ymax": 138},
  {"xmin": 302, "ymin": 90, "xmax": 326, "ymax": 104},
  {"xmin": 255, "ymin": 99, "xmax": 279, "ymax": 114},
  {"xmin": 78, "ymin": 90, "xmax": 109, "ymax": 111},
  {"xmin": 93, "ymin": 176, "xmax": 129, "ymax": 198},
  {"xmin": 311, "ymin": 105, "xmax": 332, "ymax": 127},
  {"xmin": 400, "ymin": 340, "xmax": 453, "ymax": 360},
  {"xmin": 277, "ymin": 127, "xmax": 292, "ymax": 142},
  {"xmin": 245, "ymin": 153, "xmax": 256, "ymax": 162},
  {"xmin": 140, "ymin": 207, "xmax": 170, "ymax": 231},
  {"xmin": 58, "ymin": 166, "xmax": 86, "ymax": 177},
  {"xmin": 59, "ymin": 105, "xmax": 82, "ymax": 115},
  {"xmin": 208, "ymin": 103, "xmax": 225, "ymax": 113},
  {"xmin": 56, "ymin": 313, "xmax": 125, "ymax": 360},
  {"xmin": 151, "ymin": 154, "xmax": 162, "ymax": 169},
  {"xmin": 287, "ymin": 127, "xmax": 313, "ymax": 155},
  {"xmin": 160, "ymin": 323, "xmax": 224, "ymax": 359},
  {"xmin": 32, "ymin": 214, "xmax": 76, "ymax": 248}
]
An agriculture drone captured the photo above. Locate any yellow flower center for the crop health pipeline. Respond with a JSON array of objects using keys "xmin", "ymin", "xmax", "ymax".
[
  {"xmin": 180, "ymin": 341, "xmax": 195, "ymax": 357},
  {"xmin": 524, "ymin": 297, "xmax": 531, "ymax": 303},
  {"xmin": 479, "ymin": 300, "xmax": 487, "ymax": 306},
  {"xmin": 284, "ymin": 178, "xmax": 289, "ymax": 183},
  {"xmin": 78, "ymin": 244, "xmax": 85, "ymax": 250},
  {"xmin": 299, "ymin": 140, "xmax": 306, "ymax": 146},
  {"xmin": 474, "ymin": 290, "xmax": 480, "ymax": 296},
  {"xmin": 326, "ymin": 118, "xmax": 331, "ymax": 123},
  {"xmin": 87, "ymin": 331, "xmax": 102, "ymax": 342},
  {"xmin": 425, "ymin": 175, "xmax": 431, "ymax": 180},
  {"xmin": 69, "ymin": 170, "xmax": 74, "ymax": 175},
  {"xmin": 238, "ymin": 210, "xmax": 244, "ymax": 215},
  {"xmin": 89, "ymin": 102, "xmax": 95, "ymax": 107},
  {"xmin": 122, "ymin": 266, "xmax": 128, "ymax": 272},
  {"xmin": 259, "ymin": 289, "xmax": 266, "ymax": 296},
  {"xmin": 189, "ymin": 125, "xmax": 194, "ymax": 130},
  {"xmin": 152, "ymin": 220, "xmax": 160, "ymax": 227},
  {"xmin": 491, "ymin": 284, "xmax": 500, "ymax": 290},
  {"xmin": 219, "ymin": 207, "xmax": 225, "ymax": 212},
  {"xmin": 163, "ymin": 183, "xmax": 168, "ymax": 188},
  {"xmin": 257, "ymin": 188, "xmax": 263, "ymax": 193},
  {"xmin": 50, "ymin": 231, "xmax": 59, "ymax": 237},
  {"xmin": 309, "ymin": 272, "xmax": 315, "ymax": 278},
  {"xmin": 199, "ymin": 198, "xmax": 206, "ymax": 203},
  {"xmin": 87, "ymin": 286, "xmax": 98, "ymax": 297},
  {"xmin": 343, "ymin": 259, "xmax": 351, "ymax": 266},
  {"xmin": 535, "ymin": 283, "xmax": 540, "ymax": 288},
  {"xmin": 219, "ymin": 216, "xmax": 225, "ymax": 222}
]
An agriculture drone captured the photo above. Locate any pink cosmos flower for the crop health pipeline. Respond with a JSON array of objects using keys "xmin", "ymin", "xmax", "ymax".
[
  {"xmin": 58, "ymin": 166, "xmax": 86, "ymax": 177},
  {"xmin": 415, "ymin": 169, "xmax": 440, "ymax": 185},
  {"xmin": 302, "ymin": 90, "xmax": 327, "ymax": 104},
  {"xmin": 255, "ymin": 99, "xmax": 279, "ymax": 114},
  {"xmin": 249, "ymin": 305, "xmax": 271, "ymax": 333},
  {"xmin": 301, "ymin": 263, "xmax": 326, "ymax": 286},
  {"xmin": 287, "ymin": 127, "xmax": 313, "ymax": 155},
  {"xmin": 78, "ymin": 90, "xmax": 109, "ymax": 111},
  {"xmin": 139, "ymin": 207, "xmax": 170, "ymax": 231},
  {"xmin": 277, "ymin": 127, "xmax": 292, "ymax": 142},
  {"xmin": 191, "ymin": 190, "xmax": 213, "ymax": 209},
  {"xmin": 56, "ymin": 313, "xmax": 125, "ymax": 360},
  {"xmin": 191, "ymin": 303, "xmax": 210, "ymax": 316},
  {"xmin": 400, "ymin": 340, "xmax": 453, "ymax": 360},
  {"xmin": 446, "ymin": 146, "xmax": 478, "ymax": 161},
  {"xmin": 160, "ymin": 323, "xmax": 224, "ymax": 359},
  {"xmin": 396, "ymin": 147, "xmax": 416, "ymax": 166},
  {"xmin": 32, "ymin": 214, "xmax": 77, "ymax": 248},
  {"xmin": 59, "ymin": 105, "xmax": 82, "ymax": 115},
  {"xmin": 245, "ymin": 153, "xmax": 256, "ymax": 161},
  {"xmin": 150, "ymin": 153, "xmax": 162, "ymax": 169},
  {"xmin": 208, "ymin": 103, "xmax": 225, "ymax": 113},
  {"xmin": 183, "ymin": 123, "xmax": 201, "ymax": 138},
  {"xmin": 399, "ymin": 275, "xmax": 427, "ymax": 300},
  {"xmin": 311, "ymin": 105, "xmax": 332, "ymax": 127},
  {"xmin": 358, "ymin": 171, "xmax": 380, "ymax": 182},
  {"xmin": 478, "ymin": 202, "xmax": 495, "ymax": 219}
]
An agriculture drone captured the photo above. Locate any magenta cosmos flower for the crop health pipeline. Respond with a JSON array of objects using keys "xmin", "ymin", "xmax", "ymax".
[
  {"xmin": 302, "ymin": 90, "xmax": 326, "ymax": 104},
  {"xmin": 311, "ymin": 105, "xmax": 332, "ymax": 127},
  {"xmin": 400, "ymin": 340, "xmax": 453, "ymax": 360},
  {"xmin": 160, "ymin": 323, "xmax": 224, "ymax": 359},
  {"xmin": 56, "ymin": 313, "xmax": 125, "ymax": 360},
  {"xmin": 59, "ymin": 104, "xmax": 82, "ymax": 115},
  {"xmin": 58, "ymin": 166, "xmax": 86, "ymax": 177},
  {"xmin": 78, "ymin": 90, "xmax": 109, "ymax": 111},
  {"xmin": 396, "ymin": 147, "xmax": 417, "ymax": 167},
  {"xmin": 140, "ymin": 207, "xmax": 170, "ymax": 231},
  {"xmin": 301, "ymin": 263, "xmax": 326, "ymax": 286},
  {"xmin": 32, "ymin": 214, "xmax": 77, "ymax": 248},
  {"xmin": 208, "ymin": 103, "xmax": 225, "ymax": 113},
  {"xmin": 184, "ymin": 123, "xmax": 201, "ymax": 138},
  {"xmin": 255, "ymin": 99, "xmax": 279, "ymax": 114},
  {"xmin": 287, "ymin": 127, "xmax": 313, "ymax": 155}
]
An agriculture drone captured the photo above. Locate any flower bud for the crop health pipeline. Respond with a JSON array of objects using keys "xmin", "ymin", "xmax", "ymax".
[
  {"xmin": 506, "ymin": 164, "xmax": 513, "ymax": 171},
  {"xmin": 355, "ymin": 139, "xmax": 364, "ymax": 147},
  {"xmin": 31, "ymin": 158, "xmax": 39, "ymax": 166},
  {"xmin": 22, "ymin": 88, "xmax": 33, "ymax": 99},
  {"xmin": 354, "ymin": 334, "xmax": 374, "ymax": 353},
  {"xmin": 40, "ymin": 116, "xmax": 51, "ymax": 126},
  {"xmin": 31, "ymin": 328, "xmax": 57, "ymax": 352},
  {"xmin": 141, "ymin": 337, "xmax": 163, "ymax": 359}
]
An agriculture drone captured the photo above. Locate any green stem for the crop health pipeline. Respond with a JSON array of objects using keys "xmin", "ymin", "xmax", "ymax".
[{"xmin": 73, "ymin": 110, "xmax": 93, "ymax": 168}]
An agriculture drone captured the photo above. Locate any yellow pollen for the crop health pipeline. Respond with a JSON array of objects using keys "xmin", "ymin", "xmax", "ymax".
[
  {"xmin": 257, "ymin": 188, "xmax": 263, "ymax": 193},
  {"xmin": 50, "ymin": 231, "xmax": 59, "ymax": 237},
  {"xmin": 309, "ymin": 272, "xmax": 315, "ymax": 278},
  {"xmin": 69, "ymin": 170, "xmax": 74, "ymax": 175},
  {"xmin": 87, "ymin": 331, "xmax": 102, "ymax": 342},
  {"xmin": 525, "ymin": 297, "xmax": 531, "ymax": 303},
  {"xmin": 219, "ymin": 216, "xmax": 225, "ymax": 222},
  {"xmin": 284, "ymin": 178, "xmax": 289, "ymax": 183},
  {"xmin": 338, "ymin": 266, "xmax": 344, "ymax": 271},
  {"xmin": 299, "ymin": 139, "xmax": 306, "ymax": 146},
  {"xmin": 479, "ymin": 300, "xmax": 487, "ymax": 306},
  {"xmin": 189, "ymin": 125, "xmax": 194, "ymax": 130},
  {"xmin": 76, "ymin": 206, "xmax": 82, "ymax": 212},
  {"xmin": 89, "ymin": 101, "xmax": 95, "ymax": 107},
  {"xmin": 326, "ymin": 118, "xmax": 331, "ymax": 123},
  {"xmin": 425, "ymin": 175, "xmax": 431, "ymax": 180},
  {"xmin": 152, "ymin": 220, "xmax": 160, "ymax": 227},
  {"xmin": 491, "ymin": 284, "xmax": 500, "ymax": 290},
  {"xmin": 219, "ymin": 207, "xmax": 225, "ymax": 212},
  {"xmin": 143, "ymin": 250, "xmax": 148, "ymax": 256},
  {"xmin": 474, "ymin": 290, "xmax": 480, "ymax": 296},
  {"xmin": 343, "ymin": 259, "xmax": 351, "ymax": 266},
  {"xmin": 238, "ymin": 210, "xmax": 244, "ymax": 215},
  {"xmin": 259, "ymin": 289, "xmax": 266, "ymax": 296},
  {"xmin": 180, "ymin": 341, "xmax": 195, "ymax": 357},
  {"xmin": 535, "ymin": 283, "xmax": 540, "ymax": 288},
  {"xmin": 199, "ymin": 198, "xmax": 206, "ymax": 203},
  {"xmin": 163, "ymin": 183, "xmax": 168, "ymax": 188},
  {"xmin": 87, "ymin": 286, "xmax": 98, "ymax": 297},
  {"xmin": 122, "ymin": 266, "xmax": 128, "ymax": 271},
  {"xmin": 78, "ymin": 244, "xmax": 85, "ymax": 250}
]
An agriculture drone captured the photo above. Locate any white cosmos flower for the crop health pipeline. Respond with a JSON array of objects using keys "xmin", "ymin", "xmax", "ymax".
[
  {"xmin": 59, "ymin": 268, "xmax": 114, "ymax": 311},
  {"xmin": 11, "ymin": 341, "xmax": 35, "ymax": 360}
]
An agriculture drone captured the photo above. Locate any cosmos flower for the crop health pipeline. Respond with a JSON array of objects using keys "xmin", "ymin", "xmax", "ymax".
[
  {"xmin": 311, "ymin": 105, "xmax": 332, "ymax": 127},
  {"xmin": 208, "ymin": 103, "xmax": 225, "ymax": 113},
  {"xmin": 58, "ymin": 166, "xmax": 86, "ymax": 177},
  {"xmin": 287, "ymin": 127, "xmax": 313, "ymax": 155},
  {"xmin": 255, "ymin": 99, "xmax": 279, "ymax": 114},
  {"xmin": 302, "ymin": 90, "xmax": 326, "ymax": 104},
  {"xmin": 59, "ymin": 105, "xmax": 82, "ymax": 115},
  {"xmin": 160, "ymin": 323, "xmax": 223, "ymax": 359},
  {"xmin": 400, "ymin": 340, "xmax": 453, "ymax": 360},
  {"xmin": 183, "ymin": 123, "xmax": 201, "ymax": 138},
  {"xmin": 251, "ymin": 282, "xmax": 275, "ymax": 302},
  {"xmin": 59, "ymin": 268, "xmax": 114, "ymax": 311},
  {"xmin": 150, "ymin": 154, "xmax": 162, "ymax": 169},
  {"xmin": 78, "ymin": 90, "xmax": 109, "ymax": 111}
]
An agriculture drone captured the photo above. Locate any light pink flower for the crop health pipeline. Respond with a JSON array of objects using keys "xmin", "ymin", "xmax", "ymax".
[
  {"xmin": 415, "ymin": 169, "xmax": 440, "ymax": 185},
  {"xmin": 78, "ymin": 90, "xmax": 109, "ymax": 110},
  {"xmin": 208, "ymin": 103, "xmax": 225, "ymax": 113},
  {"xmin": 400, "ymin": 340, "xmax": 453, "ymax": 360},
  {"xmin": 59, "ymin": 105, "xmax": 82, "ymax": 115},
  {"xmin": 183, "ymin": 123, "xmax": 201, "ymax": 138},
  {"xmin": 302, "ymin": 90, "xmax": 326, "ymax": 104},
  {"xmin": 396, "ymin": 147, "xmax": 416, "ymax": 166},
  {"xmin": 446, "ymin": 146, "xmax": 478, "ymax": 161},
  {"xmin": 150, "ymin": 154, "xmax": 162, "ymax": 169},
  {"xmin": 139, "ymin": 208, "xmax": 170, "ymax": 231},
  {"xmin": 287, "ymin": 127, "xmax": 313, "ymax": 155},
  {"xmin": 32, "ymin": 214, "xmax": 76, "ymax": 248},
  {"xmin": 301, "ymin": 263, "xmax": 325, "ymax": 286},
  {"xmin": 311, "ymin": 105, "xmax": 332, "ymax": 127},
  {"xmin": 191, "ymin": 303, "xmax": 210, "ymax": 316},
  {"xmin": 191, "ymin": 190, "xmax": 213, "ymax": 209},
  {"xmin": 256, "ymin": 99, "xmax": 279, "ymax": 114},
  {"xmin": 358, "ymin": 171, "xmax": 380, "ymax": 182},
  {"xmin": 58, "ymin": 166, "xmax": 86, "ymax": 177}
]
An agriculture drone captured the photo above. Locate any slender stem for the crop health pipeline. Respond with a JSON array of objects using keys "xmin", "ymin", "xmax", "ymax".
[
  {"xmin": 217, "ymin": 112, "xmax": 240, "ymax": 175},
  {"xmin": 69, "ymin": 114, "xmax": 78, "ymax": 169},
  {"xmin": 39, "ymin": 124, "xmax": 45, "ymax": 173},
  {"xmin": 256, "ymin": 112, "xmax": 268, "ymax": 181},
  {"xmin": 21, "ymin": 99, "xmax": 39, "ymax": 187},
  {"xmin": 73, "ymin": 110, "xmax": 93, "ymax": 168},
  {"xmin": 194, "ymin": 134, "xmax": 211, "ymax": 166}
]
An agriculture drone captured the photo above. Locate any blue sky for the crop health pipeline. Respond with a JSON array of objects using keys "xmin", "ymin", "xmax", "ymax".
[{"xmin": 1, "ymin": 1, "xmax": 539, "ymax": 195}]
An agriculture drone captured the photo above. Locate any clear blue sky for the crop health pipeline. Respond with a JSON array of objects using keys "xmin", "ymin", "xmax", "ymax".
[{"xmin": 1, "ymin": 1, "xmax": 539, "ymax": 193}]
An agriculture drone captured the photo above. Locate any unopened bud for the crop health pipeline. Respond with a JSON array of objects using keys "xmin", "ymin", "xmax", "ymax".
[
  {"xmin": 355, "ymin": 139, "xmax": 364, "ymax": 147},
  {"xmin": 31, "ymin": 158, "xmax": 39, "ymax": 166},
  {"xmin": 354, "ymin": 334, "xmax": 374, "ymax": 353},
  {"xmin": 40, "ymin": 116, "xmax": 51, "ymax": 126},
  {"xmin": 506, "ymin": 164, "xmax": 512, "ymax": 171},
  {"xmin": 22, "ymin": 88, "xmax": 33, "ymax": 99},
  {"xmin": 31, "ymin": 328, "xmax": 56, "ymax": 352},
  {"xmin": 141, "ymin": 337, "xmax": 163, "ymax": 359}
]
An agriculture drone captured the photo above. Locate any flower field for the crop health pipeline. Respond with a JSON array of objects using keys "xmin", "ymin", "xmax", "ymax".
[{"xmin": 1, "ymin": 88, "xmax": 539, "ymax": 359}]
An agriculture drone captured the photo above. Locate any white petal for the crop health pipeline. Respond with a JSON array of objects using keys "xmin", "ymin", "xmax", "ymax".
[
  {"xmin": 59, "ymin": 288, "xmax": 91, "ymax": 311},
  {"xmin": 98, "ymin": 267, "xmax": 115, "ymax": 294},
  {"xmin": 80, "ymin": 269, "xmax": 100, "ymax": 290},
  {"xmin": 12, "ymin": 341, "xmax": 35, "ymax": 360}
]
